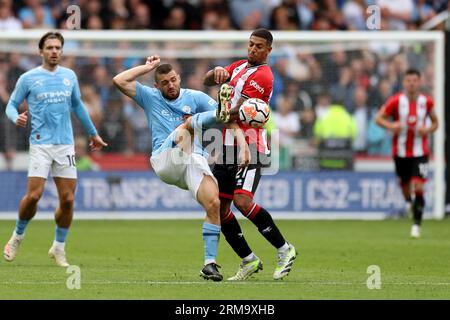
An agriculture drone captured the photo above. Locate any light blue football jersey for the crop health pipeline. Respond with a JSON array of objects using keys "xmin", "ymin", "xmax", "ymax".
[
  {"xmin": 133, "ymin": 81, "xmax": 217, "ymax": 155},
  {"xmin": 5, "ymin": 66, "xmax": 97, "ymax": 145}
]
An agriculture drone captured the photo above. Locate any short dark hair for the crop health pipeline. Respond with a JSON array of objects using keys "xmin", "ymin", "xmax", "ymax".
[
  {"xmin": 154, "ymin": 63, "xmax": 174, "ymax": 82},
  {"xmin": 251, "ymin": 28, "xmax": 273, "ymax": 46},
  {"xmin": 39, "ymin": 31, "xmax": 64, "ymax": 50},
  {"xmin": 405, "ymin": 68, "xmax": 421, "ymax": 78}
]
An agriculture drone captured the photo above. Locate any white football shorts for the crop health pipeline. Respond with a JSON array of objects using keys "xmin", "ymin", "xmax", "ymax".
[
  {"xmin": 150, "ymin": 148, "xmax": 217, "ymax": 200},
  {"xmin": 28, "ymin": 144, "xmax": 77, "ymax": 179}
]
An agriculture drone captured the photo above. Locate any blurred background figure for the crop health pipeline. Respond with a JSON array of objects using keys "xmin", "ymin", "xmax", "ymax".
[
  {"xmin": 18, "ymin": 0, "xmax": 55, "ymax": 29},
  {"xmin": 351, "ymin": 86, "xmax": 369, "ymax": 154},
  {"xmin": 313, "ymin": 100, "xmax": 357, "ymax": 170},
  {"xmin": 0, "ymin": 0, "xmax": 446, "ymax": 173},
  {"xmin": 75, "ymin": 136, "xmax": 100, "ymax": 172},
  {"xmin": 0, "ymin": 0, "xmax": 22, "ymax": 30},
  {"xmin": 272, "ymin": 94, "xmax": 300, "ymax": 169}
]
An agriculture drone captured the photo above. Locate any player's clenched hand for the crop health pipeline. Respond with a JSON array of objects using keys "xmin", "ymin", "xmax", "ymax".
[
  {"xmin": 16, "ymin": 110, "xmax": 28, "ymax": 128},
  {"xmin": 390, "ymin": 121, "xmax": 402, "ymax": 134},
  {"xmin": 213, "ymin": 67, "xmax": 229, "ymax": 84},
  {"xmin": 238, "ymin": 144, "xmax": 251, "ymax": 168},
  {"xmin": 89, "ymin": 135, "xmax": 108, "ymax": 151},
  {"xmin": 145, "ymin": 55, "xmax": 161, "ymax": 70},
  {"xmin": 417, "ymin": 126, "xmax": 429, "ymax": 136}
]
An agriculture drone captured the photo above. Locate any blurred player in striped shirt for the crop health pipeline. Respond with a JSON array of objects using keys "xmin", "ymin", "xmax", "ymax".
[{"xmin": 376, "ymin": 69, "xmax": 438, "ymax": 238}]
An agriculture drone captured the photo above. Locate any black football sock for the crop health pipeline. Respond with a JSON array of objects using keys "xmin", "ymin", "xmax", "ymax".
[
  {"xmin": 413, "ymin": 192, "xmax": 425, "ymax": 226},
  {"xmin": 221, "ymin": 211, "xmax": 252, "ymax": 259},
  {"xmin": 245, "ymin": 204, "xmax": 286, "ymax": 249}
]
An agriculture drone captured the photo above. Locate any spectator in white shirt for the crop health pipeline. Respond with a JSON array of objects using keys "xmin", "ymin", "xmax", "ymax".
[{"xmin": 0, "ymin": 0, "xmax": 22, "ymax": 30}]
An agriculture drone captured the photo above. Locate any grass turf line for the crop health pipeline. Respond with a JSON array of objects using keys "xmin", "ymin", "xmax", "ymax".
[{"xmin": 0, "ymin": 220, "xmax": 449, "ymax": 299}]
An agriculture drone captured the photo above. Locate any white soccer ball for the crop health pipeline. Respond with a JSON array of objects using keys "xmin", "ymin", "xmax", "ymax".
[{"xmin": 239, "ymin": 98, "xmax": 270, "ymax": 128}]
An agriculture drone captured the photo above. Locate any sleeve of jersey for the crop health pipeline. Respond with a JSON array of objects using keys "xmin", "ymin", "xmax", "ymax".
[
  {"xmin": 71, "ymin": 75, "xmax": 98, "ymax": 137},
  {"xmin": 242, "ymin": 72, "xmax": 272, "ymax": 101},
  {"xmin": 195, "ymin": 91, "xmax": 217, "ymax": 112},
  {"xmin": 132, "ymin": 81, "xmax": 151, "ymax": 111},
  {"xmin": 383, "ymin": 95, "xmax": 398, "ymax": 117},
  {"xmin": 5, "ymin": 75, "xmax": 27, "ymax": 124},
  {"xmin": 426, "ymin": 96, "xmax": 434, "ymax": 113}
]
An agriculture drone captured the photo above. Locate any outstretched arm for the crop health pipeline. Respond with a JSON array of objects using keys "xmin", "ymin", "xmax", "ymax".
[{"xmin": 113, "ymin": 55, "xmax": 161, "ymax": 98}]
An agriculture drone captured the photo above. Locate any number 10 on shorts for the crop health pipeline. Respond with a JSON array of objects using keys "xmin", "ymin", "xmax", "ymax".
[{"xmin": 67, "ymin": 155, "xmax": 76, "ymax": 167}]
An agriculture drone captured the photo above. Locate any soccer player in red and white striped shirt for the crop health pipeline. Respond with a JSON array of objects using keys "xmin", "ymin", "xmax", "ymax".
[
  {"xmin": 375, "ymin": 69, "xmax": 438, "ymax": 238},
  {"xmin": 204, "ymin": 29, "xmax": 297, "ymax": 280}
]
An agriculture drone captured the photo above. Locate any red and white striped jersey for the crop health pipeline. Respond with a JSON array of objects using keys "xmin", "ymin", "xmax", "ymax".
[
  {"xmin": 223, "ymin": 59, "xmax": 273, "ymax": 154},
  {"xmin": 383, "ymin": 92, "xmax": 434, "ymax": 158}
]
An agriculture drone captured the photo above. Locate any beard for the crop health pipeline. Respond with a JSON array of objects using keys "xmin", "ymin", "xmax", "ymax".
[
  {"xmin": 46, "ymin": 56, "xmax": 60, "ymax": 67},
  {"xmin": 163, "ymin": 88, "xmax": 180, "ymax": 100}
]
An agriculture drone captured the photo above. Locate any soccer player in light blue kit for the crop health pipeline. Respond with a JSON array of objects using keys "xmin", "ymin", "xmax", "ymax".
[
  {"xmin": 113, "ymin": 55, "xmax": 249, "ymax": 281},
  {"xmin": 3, "ymin": 32, "xmax": 107, "ymax": 267}
]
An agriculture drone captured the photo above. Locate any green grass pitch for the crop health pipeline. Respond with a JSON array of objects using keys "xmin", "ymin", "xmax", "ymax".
[{"xmin": 0, "ymin": 219, "xmax": 449, "ymax": 299}]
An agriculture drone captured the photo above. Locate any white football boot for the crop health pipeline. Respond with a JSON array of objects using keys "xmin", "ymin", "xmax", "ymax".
[{"xmin": 48, "ymin": 244, "xmax": 70, "ymax": 267}]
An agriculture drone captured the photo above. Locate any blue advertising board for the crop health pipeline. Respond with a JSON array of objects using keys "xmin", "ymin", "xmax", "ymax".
[{"xmin": 0, "ymin": 171, "xmax": 433, "ymax": 219}]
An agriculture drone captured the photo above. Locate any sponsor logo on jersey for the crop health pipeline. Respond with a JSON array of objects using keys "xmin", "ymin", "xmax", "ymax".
[
  {"xmin": 249, "ymin": 80, "xmax": 264, "ymax": 94},
  {"xmin": 161, "ymin": 109, "xmax": 183, "ymax": 122},
  {"xmin": 161, "ymin": 109, "xmax": 172, "ymax": 117},
  {"xmin": 36, "ymin": 90, "xmax": 72, "ymax": 103}
]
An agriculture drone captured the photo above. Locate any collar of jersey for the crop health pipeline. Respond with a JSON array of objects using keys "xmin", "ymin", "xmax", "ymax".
[
  {"xmin": 39, "ymin": 65, "xmax": 60, "ymax": 74},
  {"xmin": 246, "ymin": 62, "xmax": 267, "ymax": 69}
]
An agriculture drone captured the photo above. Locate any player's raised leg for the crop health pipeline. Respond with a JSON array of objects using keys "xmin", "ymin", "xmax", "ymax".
[
  {"xmin": 3, "ymin": 177, "xmax": 46, "ymax": 262},
  {"xmin": 217, "ymin": 83, "xmax": 233, "ymax": 122},
  {"xmin": 196, "ymin": 175, "xmax": 223, "ymax": 281},
  {"xmin": 48, "ymin": 177, "xmax": 76, "ymax": 267}
]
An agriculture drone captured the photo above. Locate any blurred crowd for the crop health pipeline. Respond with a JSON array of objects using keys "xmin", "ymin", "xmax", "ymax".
[
  {"xmin": 0, "ymin": 0, "xmax": 448, "ymax": 170},
  {"xmin": 0, "ymin": 0, "xmax": 449, "ymax": 31}
]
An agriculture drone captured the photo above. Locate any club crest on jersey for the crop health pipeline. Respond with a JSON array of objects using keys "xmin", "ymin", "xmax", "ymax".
[
  {"xmin": 63, "ymin": 78, "xmax": 71, "ymax": 86},
  {"xmin": 182, "ymin": 105, "xmax": 191, "ymax": 113},
  {"xmin": 407, "ymin": 115, "xmax": 417, "ymax": 125}
]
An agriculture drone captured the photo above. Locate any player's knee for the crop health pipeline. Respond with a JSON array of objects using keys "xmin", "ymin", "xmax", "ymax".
[
  {"xmin": 414, "ymin": 183, "xmax": 424, "ymax": 193},
  {"xmin": 233, "ymin": 197, "xmax": 253, "ymax": 214},
  {"xmin": 207, "ymin": 197, "xmax": 220, "ymax": 215},
  {"xmin": 26, "ymin": 192, "xmax": 42, "ymax": 204},
  {"xmin": 59, "ymin": 193, "xmax": 75, "ymax": 209},
  {"xmin": 202, "ymin": 196, "xmax": 220, "ymax": 219}
]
